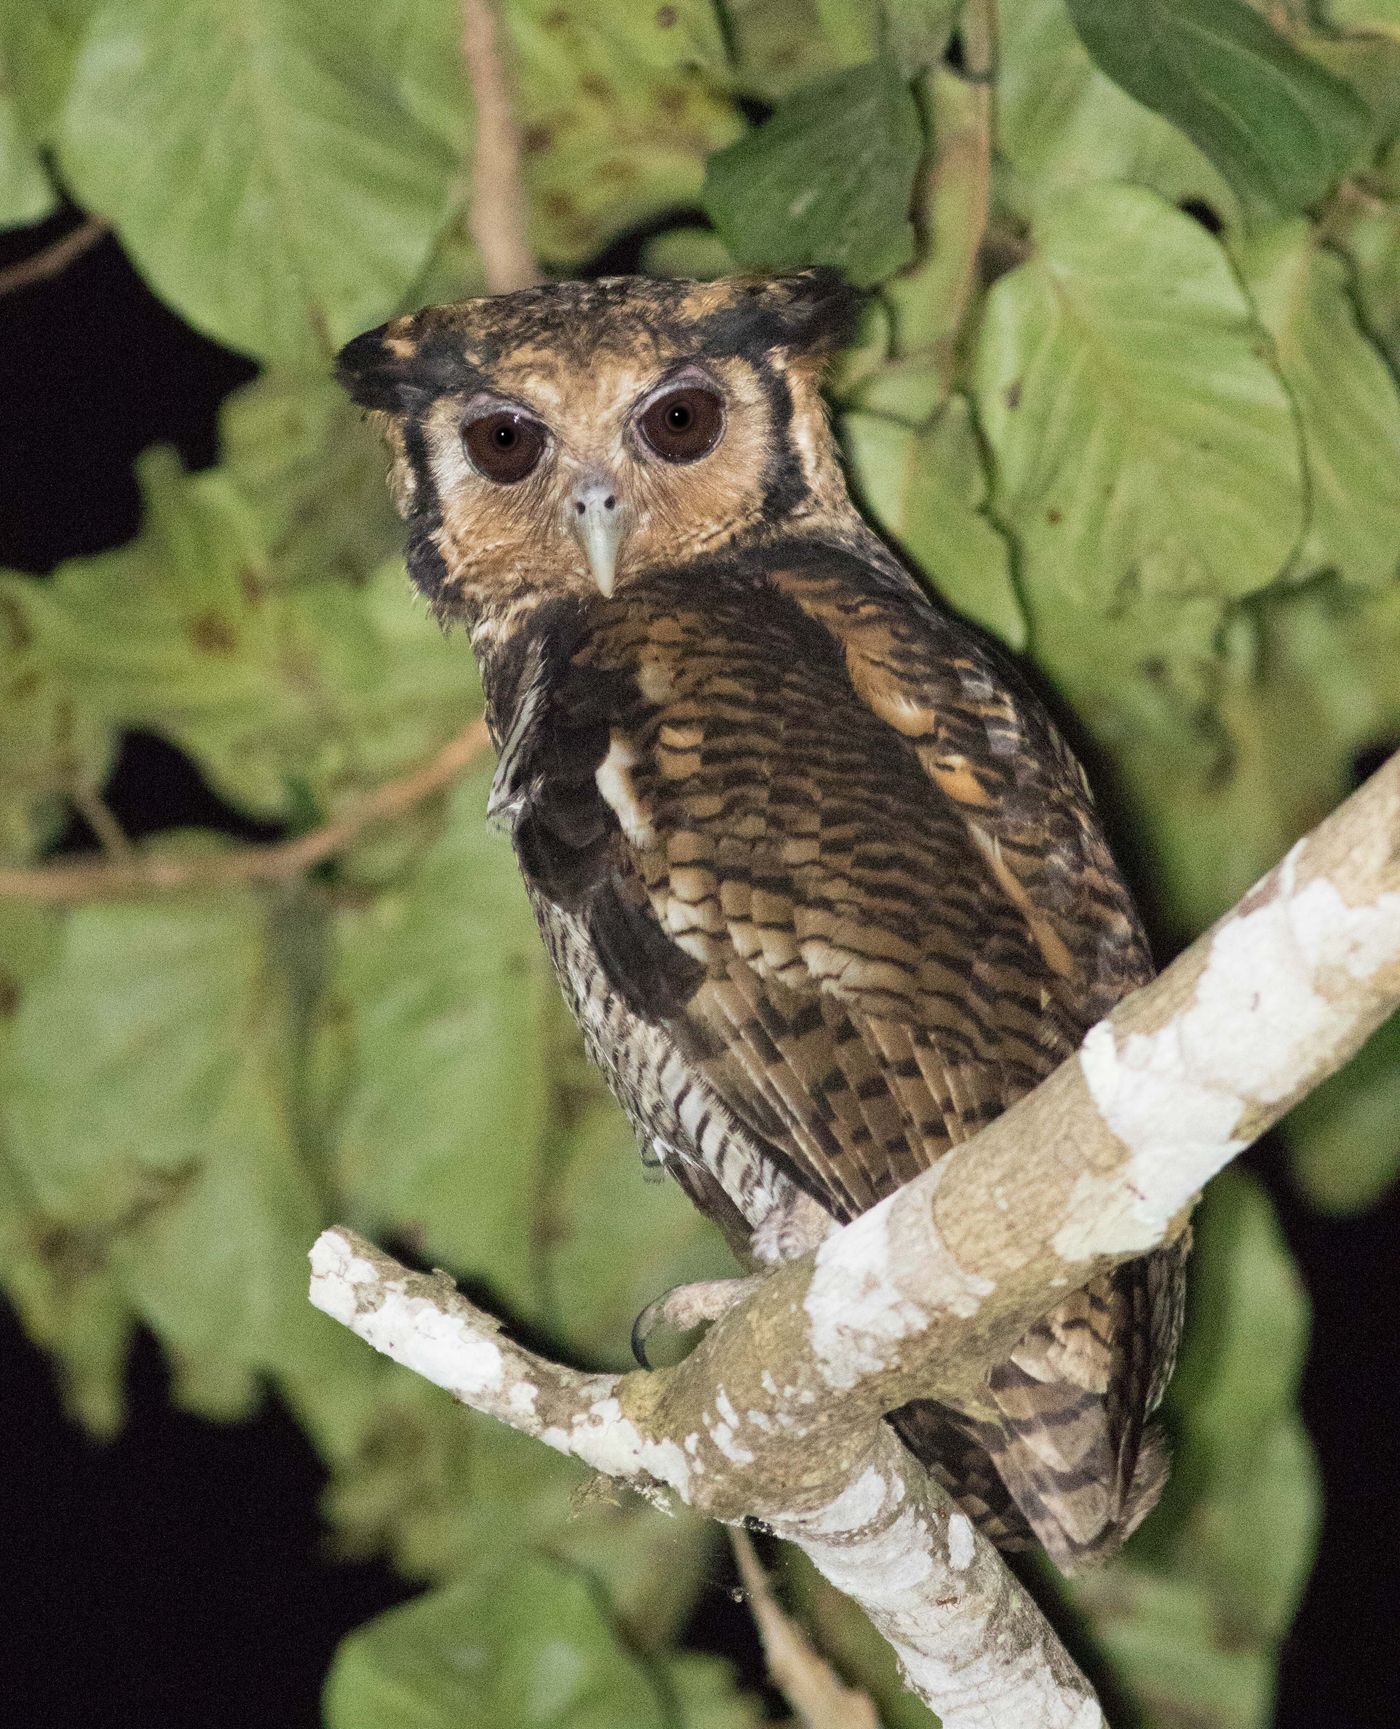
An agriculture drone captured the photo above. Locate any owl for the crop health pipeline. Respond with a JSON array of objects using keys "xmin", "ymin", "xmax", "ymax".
[{"xmin": 337, "ymin": 270, "xmax": 1186, "ymax": 1573}]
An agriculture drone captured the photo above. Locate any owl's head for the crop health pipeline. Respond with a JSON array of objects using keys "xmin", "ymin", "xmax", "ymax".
[{"xmin": 336, "ymin": 271, "xmax": 859, "ymax": 619}]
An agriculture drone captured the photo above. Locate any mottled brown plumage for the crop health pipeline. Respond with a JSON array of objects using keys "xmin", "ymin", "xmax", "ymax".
[{"xmin": 338, "ymin": 271, "xmax": 1187, "ymax": 1573}]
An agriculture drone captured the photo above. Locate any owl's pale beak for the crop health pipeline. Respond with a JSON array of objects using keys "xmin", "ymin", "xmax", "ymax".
[{"xmin": 570, "ymin": 480, "xmax": 624, "ymax": 597}]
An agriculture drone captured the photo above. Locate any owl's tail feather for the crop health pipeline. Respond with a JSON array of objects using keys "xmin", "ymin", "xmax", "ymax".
[{"xmin": 888, "ymin": 1389, "xmax": 1170, "ymax": 1575}]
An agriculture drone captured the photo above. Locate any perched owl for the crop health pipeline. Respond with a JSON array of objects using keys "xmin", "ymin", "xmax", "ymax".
[{"xmin": 338, "ymin": 271, "xmax": 1186, "ymax": 1573}]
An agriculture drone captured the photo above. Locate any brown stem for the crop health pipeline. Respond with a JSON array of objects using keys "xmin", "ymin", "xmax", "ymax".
[
  {"xmin": 0, "ymin": 217, "xmax": 110, "ymax": 298},
  {"xmin": 730, "ymin": 1529, "xmax": 882, "ymax": 1729},
  {"xmin": 0, "ymin": 716, "xmax": 491, "ymax": 904},
  {"xmin": 460, "ymin": 0, "xmax": 541, "ymax": 293}
]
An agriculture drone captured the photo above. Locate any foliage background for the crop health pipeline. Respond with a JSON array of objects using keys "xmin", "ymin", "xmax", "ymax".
[{"xmin": 2, "ymin": 1, "xmax": 1399, "ymax": 1724}]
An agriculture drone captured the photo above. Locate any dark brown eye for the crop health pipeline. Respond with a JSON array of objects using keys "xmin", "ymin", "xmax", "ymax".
[
  {"xmin": 462, "ymin": 410, "xmax": 546, "ymax": 483},
  {"xmin": 638, "ymin": 387, "xmax": 724, "ymax": 463}
]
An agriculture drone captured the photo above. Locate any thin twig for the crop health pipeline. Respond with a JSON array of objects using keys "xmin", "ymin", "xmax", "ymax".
[
  {"xmin": 0, "ymin": 216, "xmax": 110, "ymax": 298},
  {"xmin": 730, "ymin": 1529, "xmax": 883, "ymax": 1729},
  {"xmin": 69, "ymin": 785, "xmax": 137, "ymax": 861},
  {"xmin": 945, "ymin": 0, "xmax": 996, "ymax": 347},
  {"xmin": 0, "ymin": 716, "xmax": 490, "ymax": 904},
  {"xmin": 460, "ymin": 0, "xmax": 540, "ymax": 294}
]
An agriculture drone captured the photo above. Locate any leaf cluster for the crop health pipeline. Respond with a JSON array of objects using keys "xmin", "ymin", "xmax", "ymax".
[{"xmin": 2, "ymin": 2, "xmax": 1398, "ymax": 1724}]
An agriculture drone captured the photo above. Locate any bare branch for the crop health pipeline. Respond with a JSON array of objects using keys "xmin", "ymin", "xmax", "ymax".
[
  {"xmin": 0, "ymin": 216, "xmax": 109, "ymax": 298},
  {"xmin": 730, "ymin": 1528, "xmax": 882, "ymax": 1729},
  {"xmin": 309, "ymin": 751, "xmax": 1399, "ymax": 1726},
  {"xmin": 0, "ymin": 716, "xmax": 490, "ymax": 904},
  {"xmin": 460, "ymin": 0, "xmax": 540, "ymax": 293}
]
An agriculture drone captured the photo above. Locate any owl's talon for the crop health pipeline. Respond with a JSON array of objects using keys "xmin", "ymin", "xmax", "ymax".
[{"xmin": 630, "ymin": 1275, "xmax": 766, "ymax": 1368}]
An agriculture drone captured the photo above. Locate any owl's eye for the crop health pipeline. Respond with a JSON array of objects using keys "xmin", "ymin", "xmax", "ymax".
[
  {"xmin": 638, "ymin": 387, "xmax": 724, "ymax": 463},
  {"xmin": 462, "ymin": 410, "xmax": 547, "ymax": 483}
]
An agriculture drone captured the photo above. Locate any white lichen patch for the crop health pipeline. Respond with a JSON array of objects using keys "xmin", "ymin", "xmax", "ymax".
[
  {"xmin": 804, "ymin": 1171, "xmax": 991, "ymax": 1390},
  {"xmin": 946, "ymin": 1512, "xmax": 976, "ymax": 1571},
  {"xmin": 1065, "ymin": 860, "xmax": 1400, "ymax": 1260},
  {"xmin": 310, "ymin": 1233, "xmax": 509, "ymax": 1402},
  {"xmin": 544, "ymin": 1397, "xmax": 692, "ymax": 1497}
]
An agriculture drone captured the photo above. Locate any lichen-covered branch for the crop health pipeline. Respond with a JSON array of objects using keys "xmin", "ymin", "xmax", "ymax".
[
  {"xmin": 309, "ymin": 749, "xmax": 1399, "ymax": 1727},
  {"xmin": 310, "ymin": 1229, "xmax": 1105, "ymax": 1728}
]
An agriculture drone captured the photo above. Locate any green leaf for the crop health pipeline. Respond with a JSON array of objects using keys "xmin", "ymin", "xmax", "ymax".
[
  {"xmin": 1240, "ymin": 221, "xmax": 1400, "ymax": 588},
  {"xmin": 324, "ymin": 1560, "xmax": 668, "ymax": 1729},
  {"xmin": 717, "ymin": 0, "xmax": 874, "ymax": 98},
  {"xmin": 883, "ymin": 1, "xmax": 960, "ymax": 76},
  {"xmin": 217, "ymin": 371, "xmax": 403, "ymax": 589},
  {"xmin": 57, "ymin": 0, "xmax": 461, "ymax": 366},
  {"xmin": 0, "ymin": 1, "xmax": 98, "ymax": 146},
  {"xmin": 0, "ymin": 571, "xmax": 116, "ymax": 863},
  {"xmin": 0, "ymin": 900, "xmax": 133, "ymax": 1437},
  {"xmin": 1287, "ymin": 1009, "xmax": 1400, "ymax": 1214},
  {"xmin": 45, "ymin": 448, "xmax": 472, "ymax": 823},
  {"xmin": 1068, "ymin": 1172, "xmax": 1320, "ymax": 1729},
  {"xmin": 543, "ymin": 1088, "xmax": 738, "ymax": 1369},
  {"xmin": 974, "ymin": 184, "xmax": 1304, "ymax": 612},
  {"xmin": 0, "ymin": 65, "xmax": 56, "ymax": 226},
  {"xmin": 326, "ymin": 770, "xmax": 554, "ymax": 1319},
  {"xmin": 996, "ymin": 0, "xmax": 1239, "ymax": 223},
  {"xmin": 1319, "ymin": 0, "xmax": 1400, "ymax": 43},
  {"xmin": 842, "ymin": 399, "xmax": 1028, "ymax": 649},
  {"xmin": 2, "ymin": 894, "xmax": 323, "ymax": 1419},
  {"xmin": 703, "ymin": 58, "xmax": 923, "ymax": 286},
  {"xmin": 1064, "ymin": 0, "xmax": 1369, "ymax": 220},
  {"xmin": 1120, "ymin": 579, "xmax": 1400, "ymax": 935},
  {"xmin": 507, "ymin": 0, "xmax": 739, "ymax": 267}
]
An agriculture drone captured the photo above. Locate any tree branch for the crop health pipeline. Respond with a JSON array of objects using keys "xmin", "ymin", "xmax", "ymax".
[
  {"xmin": 0, "ymin": 716, "xmax": 490, "ymax": 904},
  {"xmin": 460, "ymin": 0, "xmax": 540, "ymax": 294},
  {"xmin": 0, "ymin": 215, "xmax": 109, "ymax": 298},
  {"xmin": 308, "ymin": 749, "xmax": 1400, "ymax": 1725}
]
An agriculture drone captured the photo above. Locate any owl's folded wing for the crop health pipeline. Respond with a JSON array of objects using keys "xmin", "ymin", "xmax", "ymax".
[{"xmin": 502, "ymin": 546, "xmax": 1151, "ymax": 1222}]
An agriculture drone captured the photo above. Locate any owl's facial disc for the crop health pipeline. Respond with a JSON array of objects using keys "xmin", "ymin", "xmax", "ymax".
[{"xmin": 569, "ymin": 477, "xmax": 623, "ymax": 597}]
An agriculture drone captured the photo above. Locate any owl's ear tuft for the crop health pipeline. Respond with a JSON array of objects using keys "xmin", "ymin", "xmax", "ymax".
[
  {"xmin": 761, "ymin": 268, "xmax": 863, "ymax": 356},
  {"xmin": 335, "ymin": 320, "xmax": 417, "ymax": 415},
  {"xmin": 699, "ymin": 269, "xmax": 863, "ymax": 365}
]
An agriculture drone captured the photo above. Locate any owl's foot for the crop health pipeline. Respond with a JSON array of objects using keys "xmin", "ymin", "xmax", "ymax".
[{"xmin": 631, "ymin": 1275, "xmax": 766, "ymax": 1368}]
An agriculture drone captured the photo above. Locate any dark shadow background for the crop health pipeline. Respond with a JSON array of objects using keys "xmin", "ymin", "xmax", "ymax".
[{"xmin": 1, "ymin": 214, "xmax": 1397, "ymax": 1728}]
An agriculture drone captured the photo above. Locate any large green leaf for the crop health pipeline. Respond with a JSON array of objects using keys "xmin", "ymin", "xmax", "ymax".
[
  {"xmin": 44, "ymin": 449, "xmax": 472, "ymax": 822},
  {"xmin": 1064, "ymin": 0, "xmax": 1369, "ymax": 220},
  {"xmin": 843, "ymin": 399, "xmax": 1028, "ymax": 649},
  {"xmin": 2, "ymin": 894, "xmax": 323, "ymax": 1418},
  {"xmin": 0, "ymin": 64, "xmax": 56, "ymax": 226},
  {"xmin": 324, "ymin": 1559, "xmax": 668, "ymax": 1729},
  {"xmin": 325, "ymin": 770, "xmax": 554, "ymax": 1318},
  {"xmin": 1287, "ymin": 1010, "xmax": 1400, "ymax": 1215},
  {"xmin": 0, "ymin": 900, "xmax": 133, "ymax": 1437},
  {"xmin": 1125, "ymin": 578, "xmax": 1400, "ymax": 937},
  {"xmin": 996, "ymin": 0, "xmax": 1238, "ymax": 223},
  {"xmin": 717, "ymin": 0, "xmax": 876, "ymax": 97},
  {"xmin": 507, "ymin": 0, "xmax": 738, "ymax": 267},
  {"xmin": 703, "ymin": 57, "xmax": 922, "ymax": 286},
  {"xmin": 0, "ymin": 570, "xmax": 116, "ymax": 863},
  {"xmin": 1240, "ymin": 221, "xmax": 1400, "ymax": 589},
  {"xmin": 1067, "ymin": 1172, "xmax": 1320, "ymax": 1729},
  {"xmin": 58, "ymin": 0, "xmax": 461, "ymax": 366},
  {"xmin": 974, "ymin": 184, "xmax": 1304, "ymax": 613}
]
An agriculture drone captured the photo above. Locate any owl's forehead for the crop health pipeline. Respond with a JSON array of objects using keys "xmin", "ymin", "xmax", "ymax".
[{"xmin": 412, "ymin": 277, "xmax": 772, "ymax": 418}]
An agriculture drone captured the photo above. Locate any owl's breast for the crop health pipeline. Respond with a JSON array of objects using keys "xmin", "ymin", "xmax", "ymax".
[{"xmin": 526, "ymin": 889, "xmax": 795, "ymax": 1244}]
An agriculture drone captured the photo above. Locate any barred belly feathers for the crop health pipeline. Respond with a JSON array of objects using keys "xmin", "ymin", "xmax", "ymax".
[{"xmin": 338, "ymin": 271, "xmax": 1187, "ymax": 1573}]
